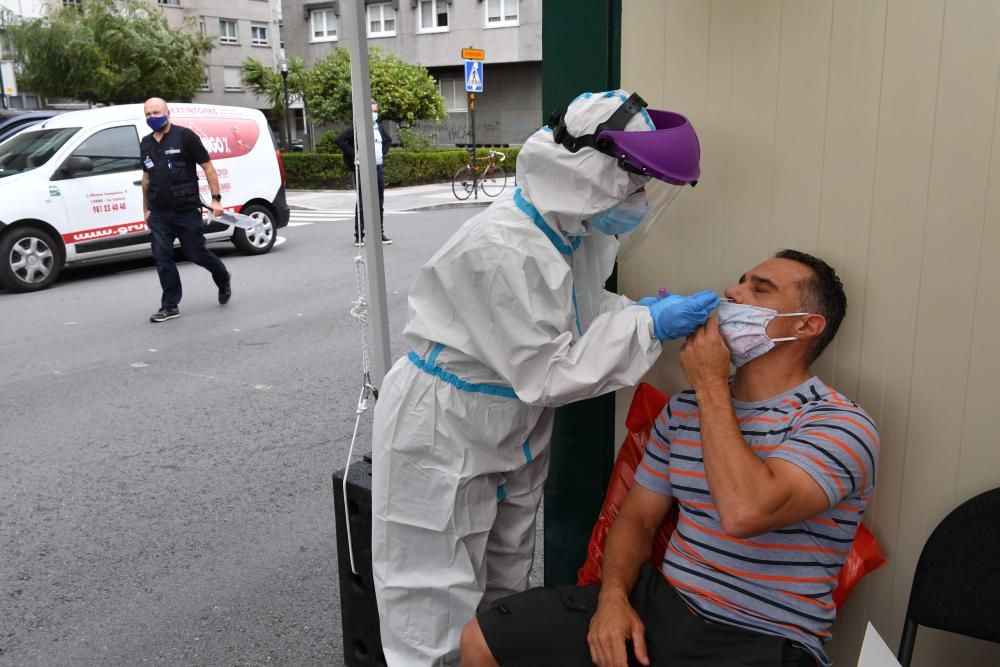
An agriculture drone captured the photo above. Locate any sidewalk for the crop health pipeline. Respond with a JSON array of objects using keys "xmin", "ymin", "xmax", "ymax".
[{"xmin": 285, "ymin": 182, "xmax": 507, "ymax": 213}]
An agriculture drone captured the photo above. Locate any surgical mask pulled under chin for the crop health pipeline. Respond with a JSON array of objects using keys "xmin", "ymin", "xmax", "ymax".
[
  {"xmin": 588, "ymin": 191, "xmax": 649, "ymax": 236},
  {"xmin": 717, "ymin": 301, "xmax": 809, "ymax": 368}
]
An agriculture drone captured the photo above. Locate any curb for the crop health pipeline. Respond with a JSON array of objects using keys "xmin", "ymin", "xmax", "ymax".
[{"xmin": 404, "ymin": 201, "xmax": 492, "ymax": 212}]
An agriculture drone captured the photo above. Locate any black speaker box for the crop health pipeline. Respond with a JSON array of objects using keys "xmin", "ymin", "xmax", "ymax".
[{"xmin": 333, "ymin": 456, "xmax": 387, "ymax": 667}]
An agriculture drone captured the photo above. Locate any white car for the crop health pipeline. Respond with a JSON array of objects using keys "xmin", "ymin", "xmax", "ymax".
[{"xmin": 0, "ymin": 103, "xmax": 290, "ymax": 292}]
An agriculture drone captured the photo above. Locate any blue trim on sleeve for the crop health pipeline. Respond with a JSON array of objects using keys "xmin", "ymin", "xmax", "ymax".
[
  {"xmin": 522, "ymin": 439, "xmax": 533, "ymax": 463},
  {"xmin": 513, "ymin": 187, "xmax": 581, "ymax": 256},
  {"xmin": 497, "ymin": 483, "xmax": 507, "ymax": 503},
  {"xmin": 406, "ymin": 349, "xmax": 518, "ymax": 399}
]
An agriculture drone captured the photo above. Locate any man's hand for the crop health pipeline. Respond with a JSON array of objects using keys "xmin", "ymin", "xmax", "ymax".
[
  {"xmin": 587, "ymin": 592, "xmax": 649, "ymax": 667},
  {"xmin": 679, "ymin": 317, "xmax": 731, "ymax": 390},
  {"xmin": 210, "ymin": 201, "xmax": 224, "ymax": 218},
  {"xmin": 144, "ymin": 209, "xmax": 150, "ymax": 223}
]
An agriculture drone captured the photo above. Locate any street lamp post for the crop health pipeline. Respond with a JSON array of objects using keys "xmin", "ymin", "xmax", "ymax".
[{"xmin": 280, "ymin": 61, "xmax": 291, "ymax": 150}]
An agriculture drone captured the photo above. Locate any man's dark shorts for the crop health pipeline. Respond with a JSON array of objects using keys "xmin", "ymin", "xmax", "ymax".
[{"xmin": 477, "ymin": 563, "xmax": 816, "ymax": 666}]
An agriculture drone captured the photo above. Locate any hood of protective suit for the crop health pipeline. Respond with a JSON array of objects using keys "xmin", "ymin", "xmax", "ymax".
[{"xmin": 516, "ymin": 90, "xmax": 654, "ymax": 237}]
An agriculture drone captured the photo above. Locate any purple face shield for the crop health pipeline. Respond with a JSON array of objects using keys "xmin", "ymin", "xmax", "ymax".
[
  {"xmin": 547, "ymin": 93, "xmax": 701, "ymax": 186},
  {"xmin": 597, "ymin": 109, "xmax": 700, "ymax": 186}
]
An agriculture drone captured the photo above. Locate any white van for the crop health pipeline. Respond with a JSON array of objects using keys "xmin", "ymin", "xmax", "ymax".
[{"xmin": 0, "ymin": 103, "xmax": 290, "ymax": 292}]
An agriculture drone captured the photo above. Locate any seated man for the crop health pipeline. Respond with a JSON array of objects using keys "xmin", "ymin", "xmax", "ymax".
[{"xmin": 460, "ymin": 249, "xmax": 879, "ymax": 667}]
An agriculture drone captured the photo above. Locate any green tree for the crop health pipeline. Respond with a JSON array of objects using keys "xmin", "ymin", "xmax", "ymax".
[
  {"xmin": 240, "ymin": 56, "xmax": 308, "ymax": 147},
  {"xmin": 2, "ymin": 0, "xmax": 212, "ymax": 105},
  {"xmin": 306, "ymin": 47, "xmax": 446, "ymax": 126}
]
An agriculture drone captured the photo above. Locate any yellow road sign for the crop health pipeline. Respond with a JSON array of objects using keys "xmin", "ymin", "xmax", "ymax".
[{"xmin": 461, "ymin": 48, "xmax": 485, "ymax": 61}]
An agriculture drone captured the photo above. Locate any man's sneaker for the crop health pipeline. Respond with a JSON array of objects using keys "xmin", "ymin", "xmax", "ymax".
[
  {"xmin": 381, "ymin": 235, "xmax": 393, "ymax": 245},
  {"xmin": 354, "ymin": 239, "xmax": 365, "ymax": 247},
  {"xmin": 218, "ymin": 275, "xmax": 232, "ymax": 305},
  {"xmin": 150, "ymin": 307, "xmax": 180, "ymax": 323}
]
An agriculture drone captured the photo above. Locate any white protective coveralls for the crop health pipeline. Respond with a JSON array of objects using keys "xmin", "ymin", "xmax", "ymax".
[{"xmin": 371, "ymin": 91, "xmax": 665, "ymax": 666}]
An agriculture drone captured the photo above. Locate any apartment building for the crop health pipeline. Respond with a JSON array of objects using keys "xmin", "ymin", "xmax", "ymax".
[
  {"xmin": 0, "ymin": 0, "xmax": 48, "ymax": 109},
  {"xmin": 283, "ymin": 0, "xmax": 542, "ymax": 146},
  {"xmin": 135, "ymin": 0, "xmax": 284, "ymax": 110},
  {"xmin": 2, "ymin": 0, "xmax": 283, "ymax": 115}
]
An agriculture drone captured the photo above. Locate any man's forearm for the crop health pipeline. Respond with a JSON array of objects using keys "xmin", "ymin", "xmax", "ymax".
[
  {"xmin": 697, "ymin": 380, "xmax": 780, "ymax": 534},
  {"xmin": 141, "ymin": 174, "xmax": 149, "ymax": 211},
  {"xmin": 599, "ymin": 505, "xmax": 659, "ymax": 602},
  {"xmin": 203, "ymin": 164, "xmax": 221, "ymax": 198}
]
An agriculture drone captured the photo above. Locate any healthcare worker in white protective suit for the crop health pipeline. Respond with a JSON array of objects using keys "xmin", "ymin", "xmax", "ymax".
[{"xmin": 371, "ymin": 90, "xmax": 720, "ymax": 666}]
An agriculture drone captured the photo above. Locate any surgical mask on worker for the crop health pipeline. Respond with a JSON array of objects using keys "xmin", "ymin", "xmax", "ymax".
[
  {"xmin": 146, "ymin": 115, "xmax": 168, "ymax": 132},
  {"xmin": 717, "ymin": 301, "xmax": 810, "ymax": 368},
  {"xmin": 588, "ymin": 191, "xmax": 649, "ymax": 236},
  {"xmin": 372, "ymin": 112, "xmax": 379, "ymax": 123}
]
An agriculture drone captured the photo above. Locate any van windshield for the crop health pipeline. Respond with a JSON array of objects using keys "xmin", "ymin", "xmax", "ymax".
[{"xmin": 0, "ymin": 127, "xmax": 80, "ymax": 178}]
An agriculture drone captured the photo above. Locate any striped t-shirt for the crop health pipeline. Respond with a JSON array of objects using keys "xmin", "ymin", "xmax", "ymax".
[{"xmin": 634, "ymin": 377, "xmax": 879, "ymax": 666}]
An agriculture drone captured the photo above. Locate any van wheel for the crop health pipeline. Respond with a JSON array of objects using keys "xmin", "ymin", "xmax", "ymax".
[
  {"xmin": 0, "ymin": 226, "xmax": 62, "ymax": 292},
  {"xmin": 232, "ymin": 204, "xmax": 276, "ymax": 255}
]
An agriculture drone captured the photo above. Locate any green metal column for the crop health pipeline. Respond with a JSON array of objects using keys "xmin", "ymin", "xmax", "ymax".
[{"xmin": 542, "ymin": 0, "xmax": 622, "ymax": 586}]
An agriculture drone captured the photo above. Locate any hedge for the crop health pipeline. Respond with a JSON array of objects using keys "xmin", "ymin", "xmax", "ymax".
[{"xmin": 281, "ymin": 148, "xmax": 519, "ymax": 190}]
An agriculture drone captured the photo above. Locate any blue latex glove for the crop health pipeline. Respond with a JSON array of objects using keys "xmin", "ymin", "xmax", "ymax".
[
  {"xmin": 645, "ymin": 290, "xmax": 720, "ymax": 340},
  {"xmin": 636, "ymin": 295, "xmax": 662, "ymax": 307}
]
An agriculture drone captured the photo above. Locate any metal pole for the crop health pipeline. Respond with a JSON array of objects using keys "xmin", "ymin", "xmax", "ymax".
[
  {"xmin": 469, "ymin": 92, "xmax": 477, "ymax": 199},
  {"xmin": 0, "ymin": 65, "xmax": 7, "ymax": 111},
  {"xmin": 343, "ymin": 0, "xmax": 391, "ymax": 384},
  {"xmin": 280, "ymin": 65, "xmax": 290, "ymax": 150}
]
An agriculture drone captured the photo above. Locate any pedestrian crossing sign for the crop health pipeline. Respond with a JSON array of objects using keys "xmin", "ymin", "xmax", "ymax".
[{"xmin": 464, "ymin": 60, "xmax": 484, "ymax": 93}]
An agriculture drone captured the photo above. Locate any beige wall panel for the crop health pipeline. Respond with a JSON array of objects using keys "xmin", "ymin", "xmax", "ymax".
[
  {"xmin": 715, "ymin": 0, "xmax": 783, "ymax": 289},
  {"xmin": 813, "ymin": 1, "xmax": 889, "ymax": 661},
  {"xmin": 893, "ymin": 4, "xmax": 1000, "ymax": 664},
  {"xmin": 850, "ymin": 0, "xmax": 943, "ymax": 652},
  {"xmin": 768, "ymin": 1, "xmax": 834, "ymax": 254},
  {"xmin": 957, "ymin": 84, "xmax": 1000, "ymax": 499},
  {"xmin": 812, "ymin": 0, "xmax": 887, "ymax": 400}
]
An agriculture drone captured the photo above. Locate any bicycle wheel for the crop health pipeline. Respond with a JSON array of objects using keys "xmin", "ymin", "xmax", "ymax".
[
  {"xmin": 480, "ymin": 166, "xmax": 508, "ymax": 197},
  {"xmin": 452, "ymin": 166, "xmax": 475, "ymax": 200}
]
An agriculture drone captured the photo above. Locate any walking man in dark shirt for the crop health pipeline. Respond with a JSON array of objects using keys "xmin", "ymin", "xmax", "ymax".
[{"xmin": 140, "ymin": 97, "xmax": 231, "ymax": 323}]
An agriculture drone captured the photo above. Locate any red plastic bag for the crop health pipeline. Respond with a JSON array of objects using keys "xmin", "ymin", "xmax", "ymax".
[
  {"xmin": 577, "ymin": 383, "xmax": 886, "ymax": 609},
  {"xmin": 832, "ymin": 523, "xmax": 886, "ymax": 607}
]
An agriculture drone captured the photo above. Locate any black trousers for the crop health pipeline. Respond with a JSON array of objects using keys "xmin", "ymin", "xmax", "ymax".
[
  {"xmin": 478, "ymin": 563, "xmax": 817, "ymax": 667},
  {"xmin": 354, "ymin": 164, "xmax": 385, "ymax": 241},
  {"xmin": 148, "ymin": 208, "xmax": 228, "ymax": 309}
]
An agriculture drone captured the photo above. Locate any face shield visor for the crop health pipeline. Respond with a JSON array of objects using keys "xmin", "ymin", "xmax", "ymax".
[{"xmin": 616, "ymin": 180, "xmax": 685, "ymax": 261}]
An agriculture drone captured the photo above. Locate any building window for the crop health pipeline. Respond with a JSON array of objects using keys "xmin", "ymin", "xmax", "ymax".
[
  {"xmin": 278, "ymin": 21, "xmax": 285, "ymax": 48},
  {"xmin": 251, "ymin": 23, "xmax": 268, "ymax": 46},
  {"xmin": 367, "ymin": 3, "xmax": 395, "ymax": 37},
  {"xmin": 486, "ymin": 0, "xmax": 517, "ymax": 26},
  {"xmin": 417, "ymin": 0, "xmax": 448, "ymax": 33},
  {"xmin": 438, "ymin": 78, "xmax": 466, "ymax": 113},
  {"xmin": 62, "ymin": 0, "xmax": 81, "ymax": 7},
  {"xmin": 310, "ymin": 8, "xmax": 337, "ymax": 42},
  {"xmin": 157, "ymin": 0, "xmax": 181, "ymax": 6},
  {"xmin": 198, "ymin": 68, "xmax": 211, "ymax": 91},
  {"xmin": 223, "ymin": 66, "xmax": 243, "ymax": 91},
  {"xmin": 219, "ymin": 19, "xmax": 238, "ymax": 45},
  {"xmin": 198, "ymin": 18, "xmax": 205, "ymax": 34}
]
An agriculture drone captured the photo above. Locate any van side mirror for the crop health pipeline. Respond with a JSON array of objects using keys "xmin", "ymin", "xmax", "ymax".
[{"xmin": 58, "ymin": 155, "xmax": 94, "ymax": 179}]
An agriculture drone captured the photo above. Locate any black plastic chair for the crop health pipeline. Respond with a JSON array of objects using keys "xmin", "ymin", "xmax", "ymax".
[{"xmin": 897, "ymin": 487, "xmax": 1000, "ymax": 665}]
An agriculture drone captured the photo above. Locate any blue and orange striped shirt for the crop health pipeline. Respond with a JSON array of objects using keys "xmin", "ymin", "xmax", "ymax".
[{"xmin": 634, "ymin": 377, "xmax": 879, "ymax": 666}]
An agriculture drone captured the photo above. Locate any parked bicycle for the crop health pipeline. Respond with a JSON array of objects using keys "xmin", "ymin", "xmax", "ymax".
[{"xmin": 452, "ymin": 149, "xmax": 508, "ymax": 200}]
